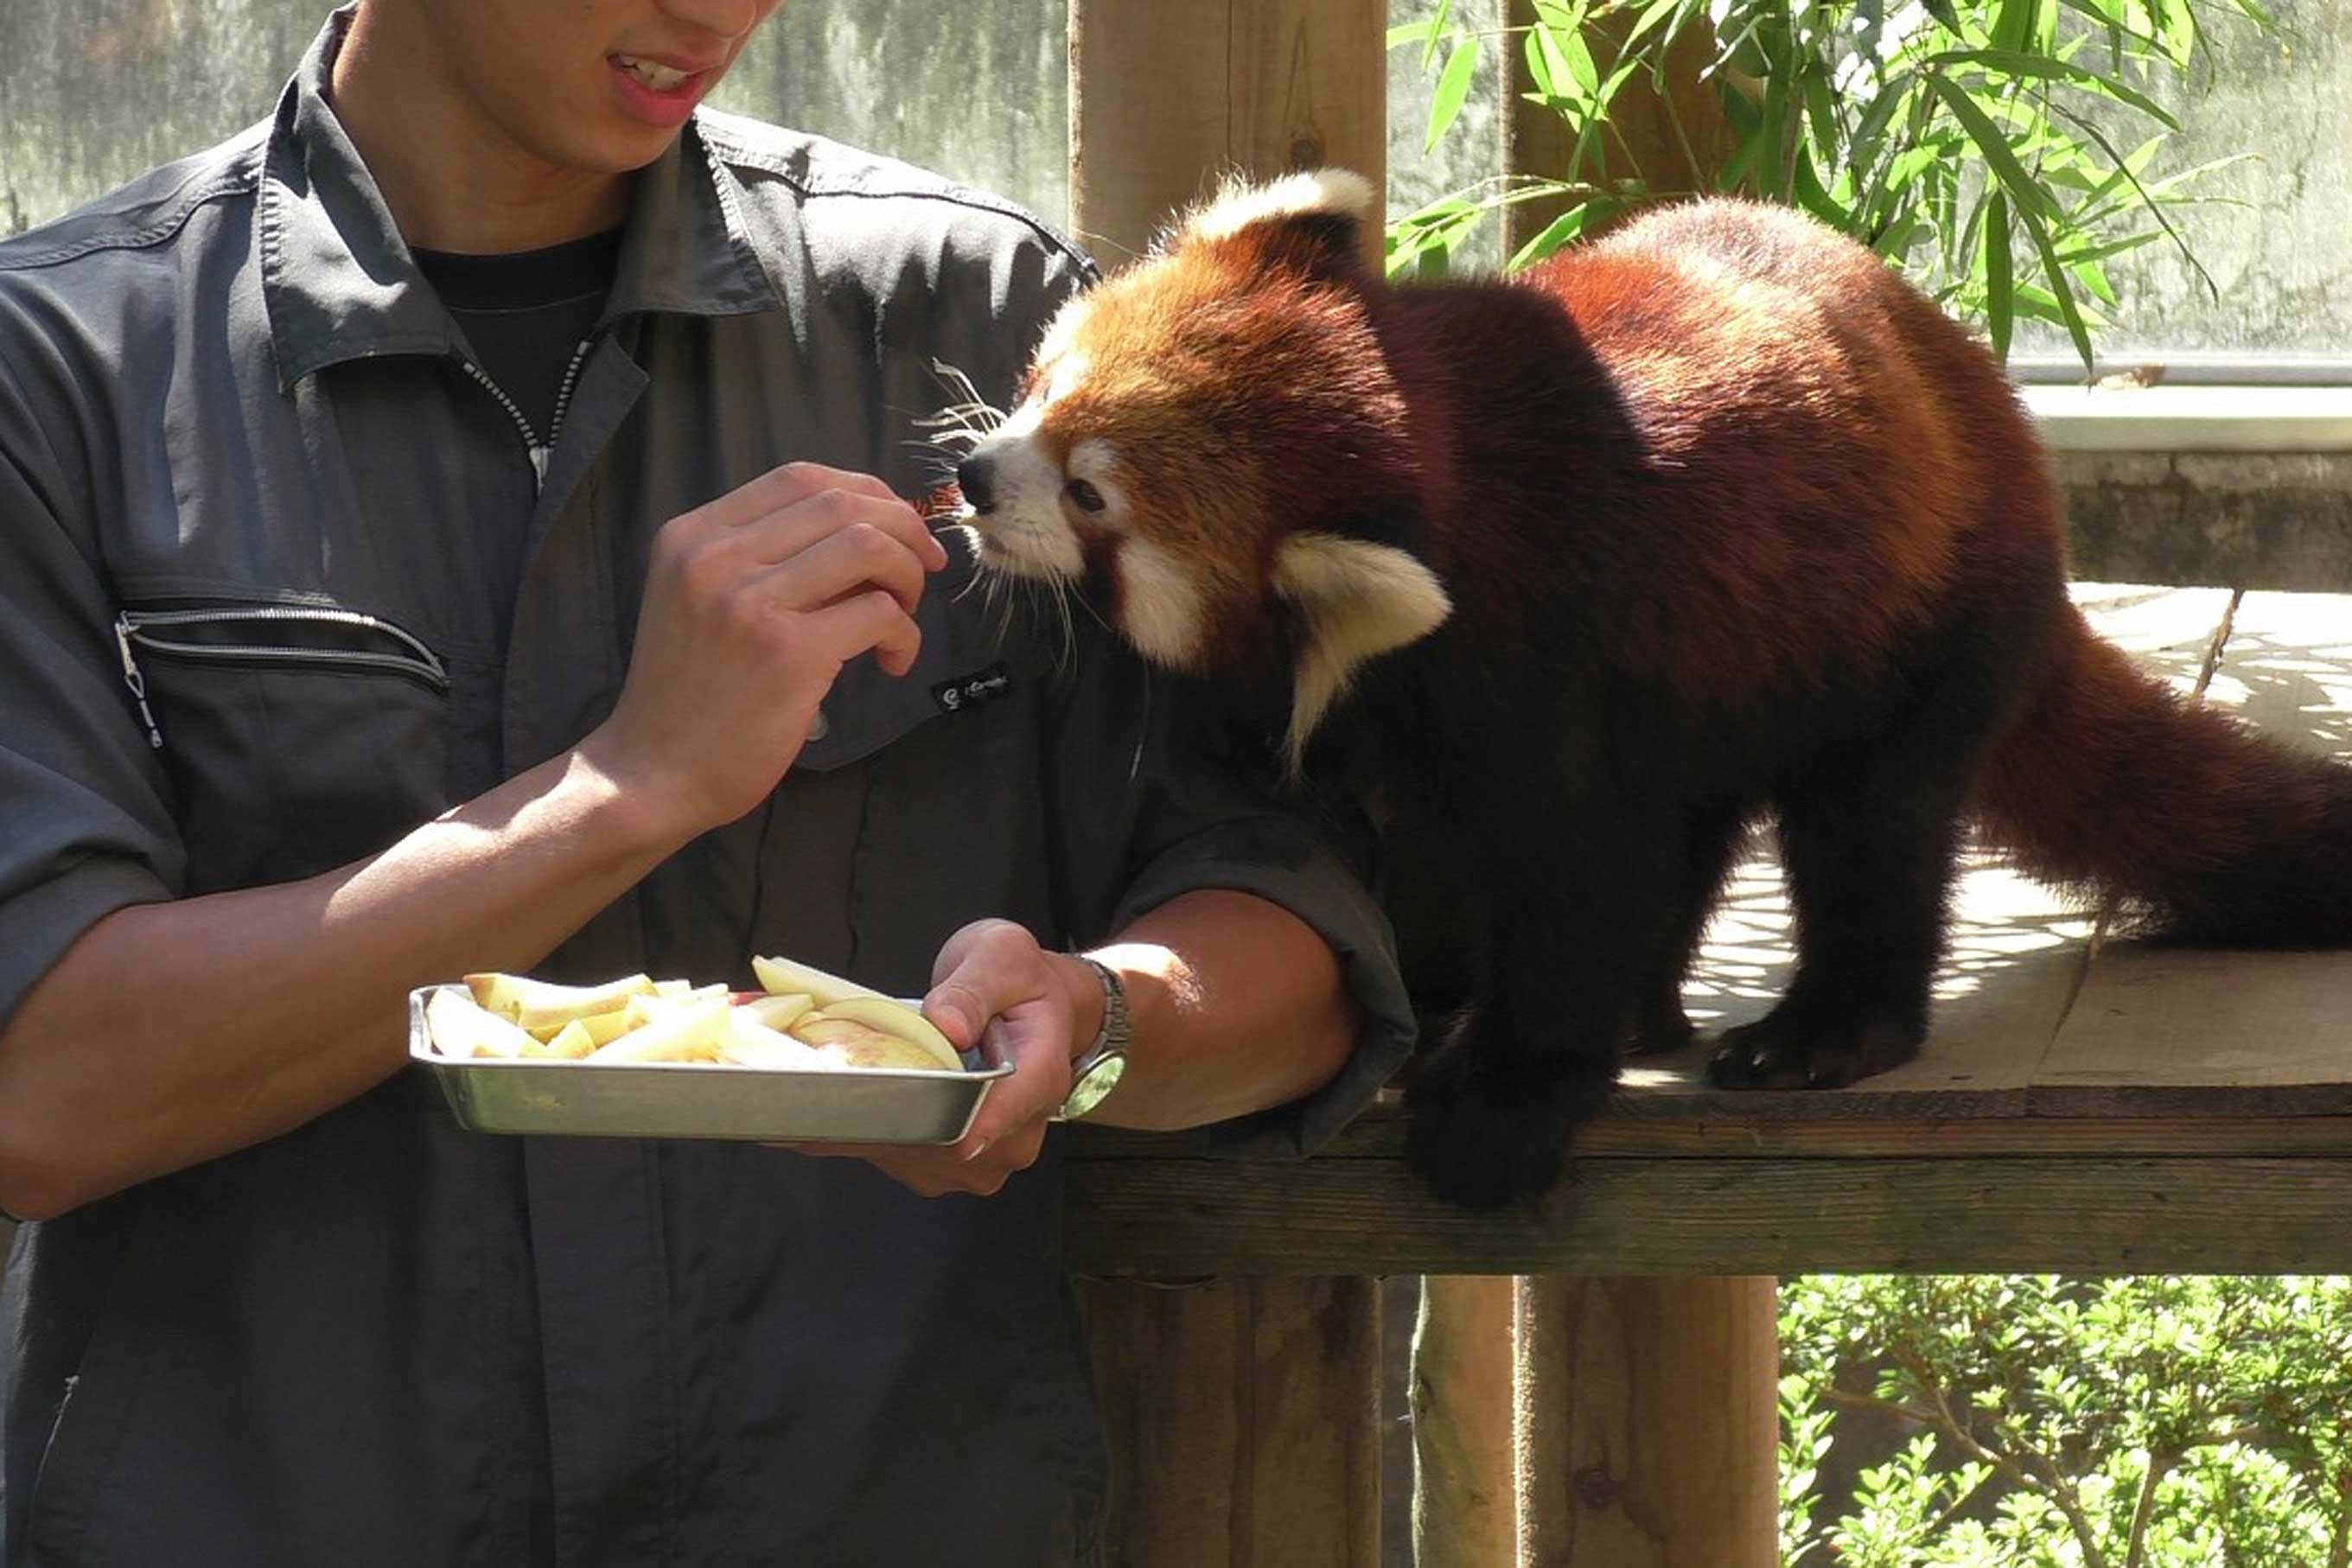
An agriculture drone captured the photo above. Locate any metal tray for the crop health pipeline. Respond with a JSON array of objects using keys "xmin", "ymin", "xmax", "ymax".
[{"xmin": 408, "ymin": 985, "xmax": 1014, "ymax": 1144}]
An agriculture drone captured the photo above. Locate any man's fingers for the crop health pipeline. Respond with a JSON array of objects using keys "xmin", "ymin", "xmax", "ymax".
[
  {"xmin": 695, "ymin": 460, "xmax": 907, "ymax": 528},
  {"xmin": 799, "ymin": 590, "xmax": 923, "ymax": 678},
  {"xmin": 692, "ymin": 466, "xmax": 947, "ymax": 574},
  {"xmin": 752, "ymin": 519, "xmax": 933, "ymax": 618}
]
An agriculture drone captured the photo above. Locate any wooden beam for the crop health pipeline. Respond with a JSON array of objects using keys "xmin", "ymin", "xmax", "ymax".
[
  {"xmin": 1068, "ymin": 0, "xmax": 1387, "ymax": 265},
  {"xmin": 1064, "ymin": 1146, "xmax": 2352, "ymax": 1276},
  {"xmin": 1411, "ymin": 1276, "xmax": 1517, "ymax": 1565},
  {"xmin": 1074, "ymin": 1276, "xmax": 1383, "ymax": 1567},
  {"xmin": 1516, "ymin": 1277, "xmax": 1779, "ymax": 1566}
]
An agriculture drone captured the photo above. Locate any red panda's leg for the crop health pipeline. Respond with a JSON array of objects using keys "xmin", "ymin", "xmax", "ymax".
[
  {"xmin": 1627, "ymin": 800, "xmax": 1751, "ymax": 1057},
  {"xmin": 1402, "ymin": 793, "xmax": 1686, "ymax": 1209},
  {"xmin": 1709, "ymin": 677, "xmax": 2017, "ymax": 1087}
]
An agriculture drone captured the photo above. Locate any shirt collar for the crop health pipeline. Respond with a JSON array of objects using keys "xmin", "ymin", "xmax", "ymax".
[{"xmin": 260, "ymin": 6, "xmax": 782, "ymax": 391}]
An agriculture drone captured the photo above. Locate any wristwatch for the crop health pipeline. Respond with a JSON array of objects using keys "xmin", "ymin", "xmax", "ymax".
[{"xmin": 1054, "ymin": 957, "xmax": 1131, "ymax": 1122}]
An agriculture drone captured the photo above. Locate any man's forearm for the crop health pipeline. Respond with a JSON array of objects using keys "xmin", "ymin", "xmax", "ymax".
[
  {"xmin": 1080, "ymin": 888, "xmax": 1361, "ymax": 1131},
  {"xmin": 0, "ymin": 748, "xmax": 692, "ymax": 1220}
]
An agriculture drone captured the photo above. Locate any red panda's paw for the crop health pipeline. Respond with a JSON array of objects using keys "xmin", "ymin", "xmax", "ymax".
[
  {"xmin": 1626, "ymin": 995, "xmax": 1698, "ymax": 1057},
  {"xmin": 1705, "ymin": 1004, "xmax": 1926, "ymax": 1090},
  {"xmin": 1401, "ymin": 1045, "xmax": 1605, "ymax": 1211}
]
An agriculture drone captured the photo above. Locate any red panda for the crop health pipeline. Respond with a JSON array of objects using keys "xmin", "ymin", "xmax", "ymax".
[{"xmin": 948, "ymin": 169, "xmax": 2352, "ymax": 1209}]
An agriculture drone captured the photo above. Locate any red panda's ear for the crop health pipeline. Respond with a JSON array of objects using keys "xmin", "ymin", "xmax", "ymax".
[
  {"xmin": 1173, "ymin": 169, "xmax": 1380, "ymax": 277},
  {"xmin": 1272, "ymin": 532, "xmax": 1451, "ymax": 774}
]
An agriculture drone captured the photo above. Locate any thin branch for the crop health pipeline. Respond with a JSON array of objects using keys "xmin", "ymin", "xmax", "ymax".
[
  {"xmin": 1891, "ymin": 1348, "xmax": 2113, "ymax": 1568},
  {"xmin": 2124, "ymin": 1448, "xmax": 2179, "ymax": 1568}
]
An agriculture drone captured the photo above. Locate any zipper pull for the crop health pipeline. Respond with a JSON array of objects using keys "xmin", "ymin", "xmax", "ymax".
[
  {"xmin": 113, "ymin": 613, "xmax": 164, "ymax": 749},
  {"xmin": 529, "ymin": 443, "xmax": 551, "ymax": 491}
]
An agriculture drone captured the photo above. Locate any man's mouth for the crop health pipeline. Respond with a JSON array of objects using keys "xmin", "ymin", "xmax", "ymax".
[{"xmin": 613, "ymin": 54, "xmax": 698, "ymax": 92}]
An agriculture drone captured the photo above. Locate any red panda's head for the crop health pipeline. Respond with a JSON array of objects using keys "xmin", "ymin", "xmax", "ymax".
[{"xmin": 954, "ymin": 168, "xmax": 1452, "ymax": 769}]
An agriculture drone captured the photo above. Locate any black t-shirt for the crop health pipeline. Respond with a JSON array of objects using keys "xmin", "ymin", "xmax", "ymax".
[{"xmin": 413, "ymin": 226, "xmax": 622, "ymax": 446}]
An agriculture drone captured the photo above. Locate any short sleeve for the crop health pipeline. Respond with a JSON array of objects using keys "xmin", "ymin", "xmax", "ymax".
[
  {"xmin": 1042, "ymin": 629, "xmax": 1418, "ymax": 1159},
  {"xmin": 0, "ymin": 364, "xmax": 186, "ymax": 1030}
]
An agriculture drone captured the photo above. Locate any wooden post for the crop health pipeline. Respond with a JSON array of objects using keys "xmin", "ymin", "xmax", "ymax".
[
  {"xmin": 1068, "ymin": 0, "xmax": 1387, "ymax": 264},
  {"xmin": 1074, "ymin": 1276, "xmax": 1384, "ymax": 1567},
  {"xmin": 1515, "ymin": 1276, "xmax": 1781, "ymax": 1567},
  {"xmin": 1066, "ymin": 8, "xmax": 1391, "ymax": 1562},
  {"xmin": 1412, "ymin": 1275, "xmax": 1520, "ymax": 1565},
  {"xmin": 1499, "ymin": 0, "xmax": 1734, "ymax": 255}
]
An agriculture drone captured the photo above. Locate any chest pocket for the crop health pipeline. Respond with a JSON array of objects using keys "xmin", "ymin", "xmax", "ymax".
[{"xmin": 117, "ymin": 599, "xmax": 454, "ymax": 895}]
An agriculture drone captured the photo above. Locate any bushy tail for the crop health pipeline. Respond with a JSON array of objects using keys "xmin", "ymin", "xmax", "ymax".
[{"xmin": 1976, "ymin": 607, "xmax": 2352, "ymax": 947}]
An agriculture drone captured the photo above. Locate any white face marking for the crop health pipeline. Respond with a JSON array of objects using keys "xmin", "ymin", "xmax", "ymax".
[
  {"xmin": 962, "ymin": 392, "xmax": 1126, "ymax": 586},
  {"xmin": 1113, "ymin": 536, "xmax": 1208, "ymax": 670}
]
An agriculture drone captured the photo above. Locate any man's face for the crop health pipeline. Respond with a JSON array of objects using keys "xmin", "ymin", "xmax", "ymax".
[{"xmin": 407, "ymin": 0, "xmax": 784, "ymax": 175}]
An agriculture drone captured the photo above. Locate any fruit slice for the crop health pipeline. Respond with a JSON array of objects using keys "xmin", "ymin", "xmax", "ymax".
[
  {"xmin": 523, "ymin": 1018, "xmax": 600, "ymax": 1060},
  {"xmin": 717, "ymin": 1009, "xmax": 829, "ymax": 1070},
  {"xmin": 464, "ymin": 971, "xmax": 655, "ymax": 1030},
  {"xmin": 800, "ymin": 996, "xmax": 961, "ymax": 1070},
  {"xmin": 789, "ymin": 1017, "xmax": 953, "ymax": 1072},
  {"xmin": 733, "ymin": 992, "xmax": 815, "ymax": 1034},
  {"xmin": 587, "ymin": 997, "xmax": 729, "ymax": 1063},
  {"xmin": 751, "ymin": 954, "xmax": 881, "ymax": 1010},
  {"xmin": 426, "ymin": 988, "xmax": 539, "ymax": 1060}
]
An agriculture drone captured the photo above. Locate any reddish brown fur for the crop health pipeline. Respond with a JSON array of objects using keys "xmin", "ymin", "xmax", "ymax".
[{"xmin": 972, "ymin": 185, "xmax": 2352, "ymax": 1207}]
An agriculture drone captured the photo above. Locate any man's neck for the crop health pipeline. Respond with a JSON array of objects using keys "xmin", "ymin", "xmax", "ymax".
[{"xmin": 329, "ymin": 8, "xmax": 632, "ymax": 255}]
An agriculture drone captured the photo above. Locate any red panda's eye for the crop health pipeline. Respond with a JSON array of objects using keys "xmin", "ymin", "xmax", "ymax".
[{"xmin": 1065, "ymin": 479, "xmax": 1107, "ymax": 513}]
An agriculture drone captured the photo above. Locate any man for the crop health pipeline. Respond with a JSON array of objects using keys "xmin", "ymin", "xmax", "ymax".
[{"xmin": 0, "ymin": 2, "xmax": 1415, "ymax": 1563}]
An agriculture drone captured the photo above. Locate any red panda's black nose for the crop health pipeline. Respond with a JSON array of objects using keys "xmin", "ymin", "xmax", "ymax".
[{"xmin": 956, "ymin": 456, "xmax": 998, "ymax": 514}]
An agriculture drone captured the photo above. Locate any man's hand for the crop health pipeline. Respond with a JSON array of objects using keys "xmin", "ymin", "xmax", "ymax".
[
  {"xmin": 578, "ymin": 461, "xmax": 947, "ymax": 836},
  {"xmin": 785, "ymin": 920, "xmax": 1105, "ymax": 1198}
]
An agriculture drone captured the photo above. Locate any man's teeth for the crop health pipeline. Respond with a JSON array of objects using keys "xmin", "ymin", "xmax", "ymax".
[{"xmin": 615, "ymin": 55, "xmax": 692, "ymax": 91}]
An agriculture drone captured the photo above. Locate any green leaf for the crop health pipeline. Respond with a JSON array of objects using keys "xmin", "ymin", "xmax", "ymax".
[
  {"xmin": 1425, "ymin": 0, "xmax": 1454, "ymax": 73},
  {"xmin": 1991, "ymin": 0, "xmax": 2036, "ymax": 51},
  {"xmin": 1923, "ymin": 73, "xmax": 2058, "ymax": 220},
  {"xmin": 1923, "ymin": 48, "xmax": 2181, "ymax": 128},
  {"xmin": 1983, "ymin": 188, "xmax": 2014, "ymax": 362},
  {"xmin": 1425, "ymin": 36, "xmax": 1482, "ymax": 154},
  {"xmin": 1386, "ymin": 19, "xmax": 1442, "ymax": 50},
  {"xmin": 1803, "ymin": 67, "xmax": 1840, "ymax": 162},
  {"xmin": 1926, "ymin": 73, "xmax": 2093, "ymax": 367},
  {"xmin": 1507, "ymin": 203, "xmax": 1603, "ymax": 271},
  {"xmin": 1562, "ymin": 27, "xmax": 1601, "ymax": 98}
]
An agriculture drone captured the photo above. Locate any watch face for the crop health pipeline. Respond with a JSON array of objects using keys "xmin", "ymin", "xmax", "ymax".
[{"xmin": 1061, "ymin": 1053, "xmax": 1127, "ymax": 1120}]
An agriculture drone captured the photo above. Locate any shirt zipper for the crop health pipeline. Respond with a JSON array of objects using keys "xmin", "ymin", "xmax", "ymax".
[
  {"xmin": 460, "ymin": 338, "xmax": 595, "ymax": 493},
  {"xmin": 114, "ymin": 606, "xmax": 452, "ymax": 750}
]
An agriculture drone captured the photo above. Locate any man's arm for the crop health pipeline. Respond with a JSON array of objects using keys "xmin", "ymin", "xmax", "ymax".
[
  {"xmin": 789, "ymin": 889, "xmax": 1364, "ymax": 1200},
  {"xmin": 0, "ymin": 464, "xmax": 941, "ymax": 1220}
]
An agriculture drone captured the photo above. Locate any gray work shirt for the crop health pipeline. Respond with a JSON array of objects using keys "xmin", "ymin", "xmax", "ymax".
[{"xmin": 0, "ymin": 15, "xmax": 1415, "ymax": 1566}]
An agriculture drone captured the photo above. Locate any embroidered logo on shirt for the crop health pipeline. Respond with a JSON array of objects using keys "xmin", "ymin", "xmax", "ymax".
[{"xmin": 933, "ymin": 661, "xmax": 1014, "ymax": 715}]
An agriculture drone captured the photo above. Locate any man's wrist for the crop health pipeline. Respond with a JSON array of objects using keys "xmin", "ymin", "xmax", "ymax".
[{"xmin": 1056, "ymin": 951, "xmax": 1112, "ymax": 1066}]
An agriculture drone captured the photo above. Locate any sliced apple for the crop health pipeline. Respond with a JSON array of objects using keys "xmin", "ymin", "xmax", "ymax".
[
  {"xmin": 717, "ymin": 1009, "xmax": 829, "ymax": 1070},
  {"xmin": 751, "ymin": 954, "xmax": 882, "ymax": 1010},
  {"xmin": 464, "ymin": 971, "xmax": 655, "ymax": 1030},
  {"xmin": 790, "ymin": 1017, "xmax": 954, "ymax": 1072},
  {"xmin": 801, "ymin": 996, "xmax": 961, "ymax": 1070},
  {"xmin": 426, "ymin": 988, "xmax": 539, "ymax": 1060},
  {"xmin": 524, "ymin": 1018, "xmax": 600, "ymax": 1060},
  {"xmin": 588, "ymin": 997, "xmax": 729, "ymax": 1063},
  {"xmin": 733, "ymin": 992, "xmax": 815, "ymax": 1034}
]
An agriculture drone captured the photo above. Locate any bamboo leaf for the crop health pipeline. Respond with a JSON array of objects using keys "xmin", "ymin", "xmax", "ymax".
[
  {"xmin": 1507, "ymin": 203, "xmax": 1603, "ymax": 271},
  {"xmin": 1387, "ymin": 19, "xmax": 1442, "ymax": 50},
  {"xmin": 1924, "ymin": 73, "xmax": 2059, "ymax": 220},
  {"xmin": 1923, "ymin": 48, "xmax": 2180, "ymax": 127},
  {"xmin": 1925, "ymin": 73, "xmax": 2091, "ymax": 366},
  {"xmin": 1425, "ymin": 0, "xmax": 1454, "ymax": 72},
  {"xmin": 1425, "ymin": 36, "xmax": 1482, "ymax": 154},
  {"xmin": 1983, "ymin": 189, "xmax": 2014, "ymax": 363}
]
